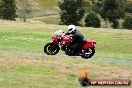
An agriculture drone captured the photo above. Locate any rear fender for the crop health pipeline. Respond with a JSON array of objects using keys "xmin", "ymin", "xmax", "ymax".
[{"xmin": 82, "ymin": 39, "xmax": 96, "ymax": 49}]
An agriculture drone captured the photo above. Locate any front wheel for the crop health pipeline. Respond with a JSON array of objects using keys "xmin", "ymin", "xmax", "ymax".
[
  {"xmin": 81, "ymin": 47, "xmax": 95, "ymax": 59},
  {"xmin": 44, "ymin": 43, "xmax": 60, "ymax": 55}
]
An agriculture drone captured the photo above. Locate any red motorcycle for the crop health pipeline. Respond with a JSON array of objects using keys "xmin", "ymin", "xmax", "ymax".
[{"xmin": 44, "ymin": 32, "xmax": 96, "ymax": 59}]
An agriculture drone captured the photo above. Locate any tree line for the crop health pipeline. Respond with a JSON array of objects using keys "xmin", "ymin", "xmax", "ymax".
[
  {"xmin": 0, "ymin": 0, "xmax": 131, "ymax": 29},
  {"xmin": 59, "ymin": 0, "xmax": 132, "ymax": 29}
]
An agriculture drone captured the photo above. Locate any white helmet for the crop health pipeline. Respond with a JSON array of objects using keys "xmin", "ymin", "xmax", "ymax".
[{"xmin": 68, "ymin": 25, "xmax": 76, "ymax": 33}]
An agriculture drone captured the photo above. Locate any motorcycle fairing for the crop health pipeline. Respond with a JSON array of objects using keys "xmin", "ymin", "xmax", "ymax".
[
  {"xmin": 61, "ymin": 36, "xmax": 72, "ymax": 45},
  {"xmin": 82, "ymin": 39, "xmax": 96, "ymax": 49}
]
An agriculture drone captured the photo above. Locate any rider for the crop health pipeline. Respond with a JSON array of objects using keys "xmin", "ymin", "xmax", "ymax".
[{"xmin": 65, "ymin": 25, "xmax": 84, "ymax": 54}]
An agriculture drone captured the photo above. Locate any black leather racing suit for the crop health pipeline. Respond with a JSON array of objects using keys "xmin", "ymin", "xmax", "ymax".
[{"xmin": 65, "ymin": 30, "xmax": 84, "ymax": 53}]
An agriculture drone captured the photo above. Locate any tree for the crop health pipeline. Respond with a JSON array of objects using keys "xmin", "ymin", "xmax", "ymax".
[
  {"xmin": 90, "ymin": 0, "xmax": 103, "ymax": 14},
  {"xmin": 17, "ymin": 0, "xmax": 32, "ymax": 22},
  {"xmin": 85, "ymin": 12, "xmax": 101, "ymax": 28},
  {"xmin": 123, "ymin": 14, "xmax": 132, "ymax": 29},
  {"xmin": 0, "ymin": 1, "xmax": 2, "ymax": 18},
  {"xmin": 100, "ymin": 0, "xmax": 125, "ymax": 29},
  {"xmin": 125, "ymin": 1, "xmax": 132, "ymax": 14},
  {"xmin": 58, "ymin": 0, "xmax": 85, "ymax": 25},
  {"xmin": 83, "ymin": 0, "xmax": 91, "ymax": 13},
  {"xmin": 0, "ymin": 0, "xmax": 17, "ymax": 20}
]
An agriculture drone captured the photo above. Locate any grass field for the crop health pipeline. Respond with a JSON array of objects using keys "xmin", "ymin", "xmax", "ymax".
[
  {"xmin": 0, "ymin": 20, "xmax": 132, "ymax": 60},
  {"xmin": 32, "ymin": 15, "xmax": 60, "ymax": 24},
  {"xmin": 0, "ymin": 20, "xmax": 132, "ymax": 88},
  {"xmin": 1, "ymin": 0, "xmax": 131, "ymax": 87},
  {"xmin": 38, "ymin": 16, "xmax": 59, "ymax": 24},
  {"xmin": 34, "ymin": 0, "xmax": 58, "ymax": 9},
  {"xmin": 0, "ymin": 52, "xmax": 132, "ymax": 88}
]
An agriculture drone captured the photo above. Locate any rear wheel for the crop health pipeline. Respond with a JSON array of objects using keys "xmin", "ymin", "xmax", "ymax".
[
  {"xmin": 44, "ymin": 43, "xmax": 60, "ymax": 55},
  {"xmin": 81, "ymin": 47, "xmax": 95, "ymax": 59}
]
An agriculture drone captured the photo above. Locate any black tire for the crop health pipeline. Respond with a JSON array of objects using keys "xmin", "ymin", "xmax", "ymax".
[
  {"xmin": 81, "ymin": 47, "xmax": 95, "ymax": 59},
  {"xmin": 44, "ymin": 43, "xmax": 60, "ymax": 55}
]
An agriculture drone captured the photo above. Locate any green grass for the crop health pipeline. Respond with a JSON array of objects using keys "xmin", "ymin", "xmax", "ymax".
[
  {"xmin": 82, "ymin": 29, "xmax": 132, "ymax": 60},
  {"xmin": 0, "ymin": 52, "xmax": 132, "ymax": 88},
  {"xmin": 0, "ymin": 20, "xmax": 132, "ymax": 60},
  {"xmin": 39, "ymin": 16, "xmax": 59, "ymax": 24},
  {"xmin": 16, "ymin": 66, "xmax": 56, "ymax": 75},
  {"xmin": 35, "ymin": 0, "xmax": 58, "ymax": 9}
]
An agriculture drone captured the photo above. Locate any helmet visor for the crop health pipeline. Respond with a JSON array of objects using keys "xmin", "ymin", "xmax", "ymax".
[{"xmin": 68, "ymin": 28, "xmax": 73, "ymax": 33}]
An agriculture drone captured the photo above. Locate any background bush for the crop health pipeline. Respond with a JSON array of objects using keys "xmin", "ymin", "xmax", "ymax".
[
  {"xmin": 85, "ymin": 12, "xmax": 101, "ymax": 28},
  {"xmin": 0, "ymin": 0, "xmax": 17, "ymax": 20},
  {"xmin": 123, "ymin": 14, "xmax": 132, "ymax": 29}
]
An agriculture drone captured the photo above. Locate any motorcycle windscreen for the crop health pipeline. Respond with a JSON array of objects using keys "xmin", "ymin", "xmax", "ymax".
[{"xmin": 82, "ymin": 39, "xmax": 96, "ymax": 49}]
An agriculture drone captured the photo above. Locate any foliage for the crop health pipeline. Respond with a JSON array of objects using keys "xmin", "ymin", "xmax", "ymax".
[
  {"xmin": 100, "ymin": 0, "xmax": 125, "ymax": 29},
  {"xmin": 111, "ymin": 20, "xmax": 119, "ymax": 29},
  {"xmin": 123, "ymin": 14, "xmax": 132, "ymax": 29},
  {"xmin": 0, "ymin": 0, "xmax": 17, "ymax": 20},
  {"xmin": 125, "ymin": 1, "xmax": 132, "ymax": 13},
  {"xmin": 90, "ymin": 0, "xmax": 103, "ymax": 14},
  {"xmin": 85, "ymin": 12, "xmax": 101, "ymax": 28},
  {"xmin": 58, "ymin": 0, "xmax": 85, "ymax": 25}
]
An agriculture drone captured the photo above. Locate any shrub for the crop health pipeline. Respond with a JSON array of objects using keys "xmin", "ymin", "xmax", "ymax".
[
  {"xmin": 123, "ymin": 14, "xmax": 132, "ymax": 29},
  {"xmin": 0, "ymin": 0, "xmax": 17, "ymax": 20},
  {"xmin": 112, "ymin": 20, "xmax": 119, "ymax": 29},
  {"xmin": 85, "ymin": 12, "xmax": 101, "ymax": 28}
]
